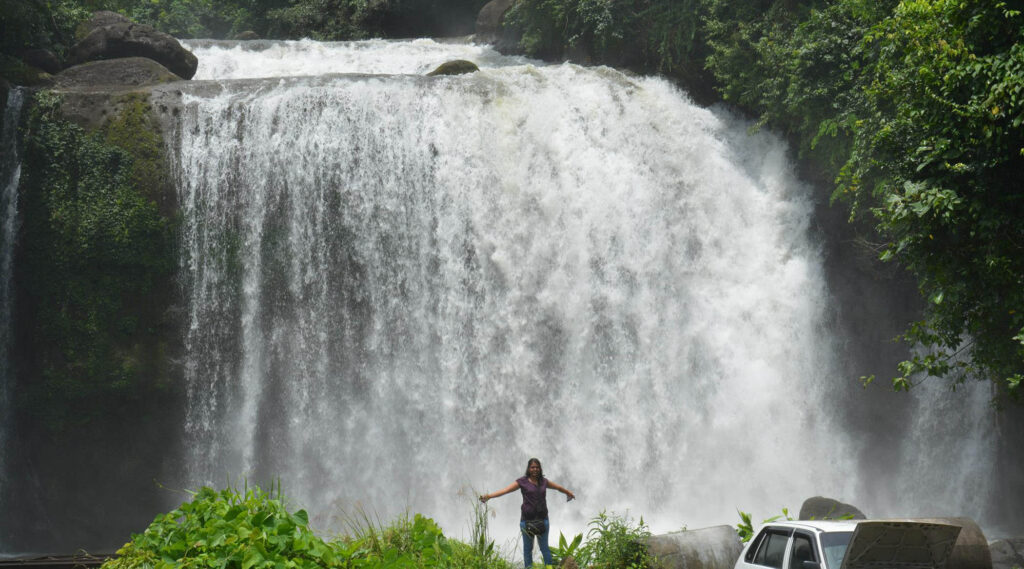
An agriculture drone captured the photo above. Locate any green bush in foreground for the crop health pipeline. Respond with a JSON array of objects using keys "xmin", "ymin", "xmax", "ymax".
[
  {"xmin": 104, "ymin": 486, "xmax": 344, "ymax": 569},
  {"xmin": 103, "ymin": 485, "xmax": 519, "ymax": 569}
]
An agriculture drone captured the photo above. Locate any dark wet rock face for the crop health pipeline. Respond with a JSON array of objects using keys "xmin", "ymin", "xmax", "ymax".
[
  {"xmin": 234, "ymin": 31, "xmax": 260, "ymax": 40},
  {"xmin": 426, "ymin": 59, "xmax": 479, "ymax": 76},
  {"xmin": 20, "ymin": 49, "xmax": 61, "ymax": 75},
  {"xmin": 55, "ymin": 58, "xmax": 183, "ymax": 89},
  {"xmin": 475, "ymin": 0, "xmax": 519, "ymax": 53},
  {"xmin": 69, "ymin": 20, "xmax": 198, "ymax": 79},
  {"xmin": 75, "ymin": 10, "xmax": 133, "ymax": 40}
]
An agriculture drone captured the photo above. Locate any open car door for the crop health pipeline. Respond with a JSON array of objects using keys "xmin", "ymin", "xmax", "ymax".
[{"xmin": 840, "ymin": 521, "xmax": 962, "ymax": 569}]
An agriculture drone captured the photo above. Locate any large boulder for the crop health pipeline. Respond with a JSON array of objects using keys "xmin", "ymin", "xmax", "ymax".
[
  {"xmin": 69, "ymin": 19, "xmax": 198, "ymax": 79},
  {"xmin": 799, "ymin": 496, "xmax": 867, "ymax": 520},
  {"xmin": 55, "ymin": 58, "xmax": 183, "ymax": 89},
  {"xmin": 645, "ymin": 525, "xmax": 743, "ymax": 569},
  {"xmin": 426, "ymin": 60, "xmax": 479, "ymax": 76},
  {"xmin": 989, "ymin": 538, "xmax": 1024, "ymax": 569}
]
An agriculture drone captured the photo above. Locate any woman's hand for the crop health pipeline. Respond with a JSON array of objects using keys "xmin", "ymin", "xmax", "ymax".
[
  {"xmin": 566, "ymin": 490, "xmax": 575, "ymax": 502},
  {"xmin": 479, "ymin": 494, "xmax": 489, "ymax": 503}
]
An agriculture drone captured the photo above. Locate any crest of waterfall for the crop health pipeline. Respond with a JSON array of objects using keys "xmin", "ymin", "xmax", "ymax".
[
  {"xmin": 168, "ymin": 39, "xmax": 1000, "ymax": 544},
  {"xmin": 0, "ymin": 87, "xmax": 26, "ymax": 544}
]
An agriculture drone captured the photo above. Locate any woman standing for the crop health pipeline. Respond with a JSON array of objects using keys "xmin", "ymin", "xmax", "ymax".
[{"xmin": 479, "ymin": 458, "xmax": 576, "ymax": 568}]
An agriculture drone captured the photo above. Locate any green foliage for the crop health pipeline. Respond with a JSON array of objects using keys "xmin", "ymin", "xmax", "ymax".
[
  {"xmin": 505, "ymin": 0, "xmax": 709, "ymax": 81},
  {"xmin": 551, "ymin": 531, "xmax": 584, "ymax": 565},
  {"xmin": 105, "ymin": 485, "xmax": 517, "ymax": 569},
  {"xmin": 0, "ymin": 0, "xmax": 91, "ymax": 60},
  {"xmin": 104, "ymin": 485, "xmax": 344, "ymax": 569},
  {"xmin": 16, "ymin": 90, "xmax": 176, "ymax": 434},
  {"xmin": 574, "ymin": 510, "xmax": 654, "ymax": 569},
  {"xmin": 836, "ymin": 0, "xmax": 1024, "ymax": 395},
  {"xmin": 735, "ymin": 508, "xmax": 792, "ymax": 543}
]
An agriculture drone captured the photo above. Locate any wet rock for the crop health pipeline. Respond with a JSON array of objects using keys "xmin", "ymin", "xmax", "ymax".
[
  {"xmin": 75, "ymin": 11, "xmax": 133, "ymax": 41},
  {"xmin": 989, "ymin": 538, "xmax": 1024, "ymax": 569},
  {"xmin": 20, "ymin": 49, "xmax": 62, "ymax": 74},
  {"xmin": 234, "ymin": 31, "xmax": 260, "ymax": 40},
  {"xmin": 798, "ymin": 496, "xmax": 867, "ymax": 520},
  {"xmin": 69, "ymin": 20, "xmax": 198, "ymax": 79},
  {"xmin": 645, "ymin": 525, "xmax": 743, "ymax": 569},
  {"xmin": 426, "ymin": 59, "xmax": 479, "ymax": 76},
  {"xmin": 55, "ymin": 58, "xmax": 183, "ymax": 89},
  {"xmin": 0, "ymin": 54, "xmax": 54, "ymax": 87},
  {"xmin": 475, "ymin": 0, "xmax": 519, "ymax": 53}
]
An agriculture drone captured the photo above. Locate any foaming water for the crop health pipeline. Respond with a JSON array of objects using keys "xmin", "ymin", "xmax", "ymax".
[
  {"xmin": 182, "ymin": 38, "xmax": 532, "ymax": 80},
  {"xmin": 166, "ymin": 40, "xmax": 1002, "ymax": 546}
]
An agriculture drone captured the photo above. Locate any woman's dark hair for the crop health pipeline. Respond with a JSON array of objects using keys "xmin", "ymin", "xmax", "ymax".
[{"xmin": 524, "ymin": 458, "xmax": 544, "ymax": 479}]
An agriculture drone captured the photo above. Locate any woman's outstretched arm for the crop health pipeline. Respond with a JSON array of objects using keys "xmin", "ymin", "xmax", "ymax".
[
  {"xmin": 480, "ymin": 481, "xmax": 520, "ymax": 503},
  {"xmin": 546, "ymin": 481, "xmax": 575, "ymax": 501}
]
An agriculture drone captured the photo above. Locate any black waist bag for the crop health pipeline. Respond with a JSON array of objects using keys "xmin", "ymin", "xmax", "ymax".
[{"xmin": 523, "ymin": 519, "xmax": 545, "ymax": 537}]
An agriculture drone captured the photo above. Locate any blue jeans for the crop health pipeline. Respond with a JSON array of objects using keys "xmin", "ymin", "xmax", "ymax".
[{"xmin": 520, "ymin": 519, "xmax": 552, "ymax": 568}]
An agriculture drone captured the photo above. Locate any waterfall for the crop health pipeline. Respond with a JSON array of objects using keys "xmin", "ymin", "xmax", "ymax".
[
  {"xmin": 168, "ymin": 39, "xmax": 1000, "ymax": 544},
  {"xmin": 0, "ymin": 87, "xmax": 25, "ymax": 548}
]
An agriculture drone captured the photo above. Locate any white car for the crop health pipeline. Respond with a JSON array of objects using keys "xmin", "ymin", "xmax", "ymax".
[{"xmin": 735, "ymin": 520, "xmax": 962, "ymax": 569}]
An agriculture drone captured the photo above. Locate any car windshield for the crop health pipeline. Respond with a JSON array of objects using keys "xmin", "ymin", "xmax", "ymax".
[{"xmin": 820, "ymin": 532, "xmax": 854, "ymax": 569}]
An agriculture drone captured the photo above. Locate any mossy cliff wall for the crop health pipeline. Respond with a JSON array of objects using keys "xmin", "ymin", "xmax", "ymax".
[{"xmin": 4, "ymin": 84, "xmax": 183, "ymax": 551}]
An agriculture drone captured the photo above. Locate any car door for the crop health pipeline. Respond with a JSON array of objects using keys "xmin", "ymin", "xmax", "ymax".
[
  {"xmin": 737, "ymin": 527, "xmax": 794, "ymax": 569},
  {"xmin": 788, "ymin": 531, "xmax": 820, "ymax": 569}
]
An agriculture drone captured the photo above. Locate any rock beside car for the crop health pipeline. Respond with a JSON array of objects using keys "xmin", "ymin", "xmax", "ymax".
[
  {"xmin": 989, "ymin": 538, "xmax": 1024, "ymax": 569},
  {"xmin": 798, "ymin": 496, "xmax": 866, "ymax": 521}
]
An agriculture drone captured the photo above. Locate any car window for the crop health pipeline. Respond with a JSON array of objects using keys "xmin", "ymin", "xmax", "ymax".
[
  {"xmin": 789, "ymin": 533, "xmax": 817, "ymax": 569},
  {"xmin": 820, "ymin": 532, "xmax": 854, "ymax": 569},
  {"xmin": 753, "ymin": 530, "xmax": 790, "ymax": 569}
]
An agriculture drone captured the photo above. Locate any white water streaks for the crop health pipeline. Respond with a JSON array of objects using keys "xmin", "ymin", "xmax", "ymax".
[
  {"xmin": 182, "ymin": 38, "xmax": 532, "ymax": 80},
  {"xmin": 0, "ymin": 87, "xmax": 25, "ymax": 545},
  {"xmin": 167, "ymin": 40, "xmax": 998, "ymax": 547}
]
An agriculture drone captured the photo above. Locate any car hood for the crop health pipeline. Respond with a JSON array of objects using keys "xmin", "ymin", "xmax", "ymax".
[{"xmin": 840, "ymin": 521, "xmax": 962, "ymax": 569}]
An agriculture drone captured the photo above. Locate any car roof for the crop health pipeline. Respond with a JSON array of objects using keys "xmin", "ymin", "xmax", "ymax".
[{"xmin": 761, "ymin": 520, "xmax": 861, "ymax": 534}]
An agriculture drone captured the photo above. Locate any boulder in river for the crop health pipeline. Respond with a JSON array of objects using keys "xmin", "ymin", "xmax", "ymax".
[
  {"xmin": 69, "ymin": 18, "xmax": 198, "ymax": 79},
  {"xmin": 426, "ymin": 60, "xmax": 479, "ymax": 76}
]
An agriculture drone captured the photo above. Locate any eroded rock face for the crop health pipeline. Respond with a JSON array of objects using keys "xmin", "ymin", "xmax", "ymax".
[
  {"xmin": 55, "ymin": 57, "xmax": 183, "ymax": 89},
  {"xmin": 69, "ymin": 20, "xmax": 198, "ymax": 80},
  {"xmin": 990, "ymin": 538, "xmax": 1024, "ymax": 569},
  {"xmin": 475, "ymin": 0, "xmax": 519, "ymax": 53},
  {"xmin": 426, "ymin": 59, "xmax": 479, "ymax": 76},
  {"xmin": 798, "ymin": 496, "xmax": 867, "ymax": 520}
]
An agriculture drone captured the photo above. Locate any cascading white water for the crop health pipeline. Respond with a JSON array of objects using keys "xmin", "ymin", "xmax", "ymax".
[
  {"xmin": 170, "ymin": 39, "xmax": 999, "ymax": 546},
  {"xmin": 0, "ymin": 88, "xmax": 25, "ymax": 547}
]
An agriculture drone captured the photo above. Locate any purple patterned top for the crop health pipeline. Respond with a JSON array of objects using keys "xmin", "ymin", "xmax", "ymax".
[{"xmin": 517, "ymin": 476, "xmax": 549, "ymax": 521}]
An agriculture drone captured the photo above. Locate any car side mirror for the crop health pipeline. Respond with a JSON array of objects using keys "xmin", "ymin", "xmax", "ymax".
[{"xmin": 802, "ymin": 561, "xmax": 821, "ymax": 569}]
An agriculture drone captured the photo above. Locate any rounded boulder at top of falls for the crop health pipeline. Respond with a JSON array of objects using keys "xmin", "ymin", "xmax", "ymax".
[
  {"xmin": 799, "ymin": 496, "xmax": 867, "ymax": 520},
  {"xmin": 426, "ymin": 59, "xmax": 479, "ymax": 76},
  {"xmin": 68, "ymin": 14, "xmax": 198, "ymax": 79},
  {"xmin": 55, "ymin": 57, "xmax": 183, "ymax": 89}
]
